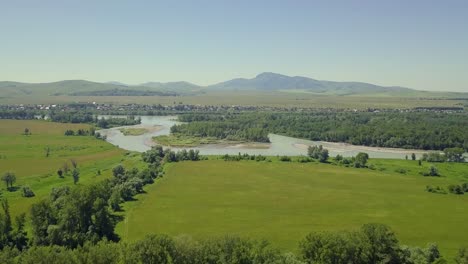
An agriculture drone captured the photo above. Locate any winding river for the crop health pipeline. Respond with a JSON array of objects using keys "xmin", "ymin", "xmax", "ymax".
[{"xmin": 97, "ymin": 115, "xmax": 431, "ymax": 159}]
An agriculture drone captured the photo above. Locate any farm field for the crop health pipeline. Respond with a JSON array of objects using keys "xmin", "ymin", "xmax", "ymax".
[
  {"xmin": 116, "ymin": 159, "xmax": 468, "ymax": 258},
  {"xmin": 0, "ymin": 92, "xmax": 466, "ymax": 109},
  {"xmin": 0, "ymin": 119, "xmax": 142, "ymax": 218}
]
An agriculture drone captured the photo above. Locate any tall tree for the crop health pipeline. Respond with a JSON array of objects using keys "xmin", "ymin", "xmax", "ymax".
[
  {"xmin": 444, "ymin": 147, "xmax": 465, "ymax": 162},
  {"xmin": 1, "ymin": 172, "xmax": 16, "ymax": 191},
  {"xmin": 0, "ymin": 200, "xmax": 12, "ymax": 245},
  {"xmin": 70, "ymin": 159, "xmax": 78, "ymax": 169},
  {"xmin": 72, "ymin": 169, "xmax": 80, "ymax": 185},
  {"xmin": 93, "ymin": 198, "xmax": 116, "ymax": 240},
  {"xmin": 354, "ymin": 152, "xmax": 369, "ymax": 168},
  {"xmin": 57, "ymin": 169, "xmax": 64, "ymax": 178}
]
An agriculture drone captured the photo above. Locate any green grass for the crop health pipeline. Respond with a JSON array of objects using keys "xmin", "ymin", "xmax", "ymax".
[
  {"xmin": 119, "ymin": 128, "xmax": 149, "ymax": 136},
  {"xmin": 153, "ymin": 134, "xmax": 232, "ymax": 147},
  {"xmin": 0, "ymin": 120, "xmax": 143, "ymax": 219},
  {"xmin": 116, "ymin": 159, "xmax": 468, "ymax": 258}
]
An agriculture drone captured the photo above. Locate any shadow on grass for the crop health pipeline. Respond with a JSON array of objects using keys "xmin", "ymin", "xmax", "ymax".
[{"xmin": 7, "ymin": 186, "xmax": 20, "ymax": 192}]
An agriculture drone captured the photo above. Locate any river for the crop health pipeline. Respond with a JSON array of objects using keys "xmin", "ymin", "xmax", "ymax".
[{"xmin": 97, "ymin": 115, "xmax": 431, "ymax": 159}]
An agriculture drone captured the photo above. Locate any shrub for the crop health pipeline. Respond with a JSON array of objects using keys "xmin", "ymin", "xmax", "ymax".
[
  {"xmin": 426, "ymin": 185, "xmax": 447, "ymax": 194},
  {"xmin": 461, "ymin": 183, "xmax": 468, "ymax": 193},
  {"xmin": 297, "ymin": 156, "xmax": 312, "ymax": 163},
  {"xmin": 455, "ymin": 247, "xmax": 468, "ymax": 264},
  {"xmin": 22, "ymin": 186, "xmax": 35, "ymax": 197},
  {"xmin": 307, "ymin": 145, "xmax": 329, "ymax": 163},
  {"xmin": 279, "ymin": 156, "xmax": 291, "ymax": 162},
  {"xmin": 395, "ymin": 168, "xmax": 407, "ymax": 174},
  {"xmin": 354, "ymin": 152, "xmax": 369, "ymax": 168},
  {"xmin": 448, "ymin": 185, "xmax": 464, "ymax": 195},
  {"xmin": 421, "ymin": 152, "xmax": 446, "ymax": 162},
  {"xmin": 255, "ymin": 155, "xmax": 267, "ymax": 162},
  {"xmin": 422, "ymin": 166, "xmax": 440, "ymax": 177}
]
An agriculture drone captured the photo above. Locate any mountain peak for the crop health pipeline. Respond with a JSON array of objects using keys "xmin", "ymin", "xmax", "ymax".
[
  {"xmin": 255, "ymin": 72, "xmax": 287, "ymax": 79},
  {"xmin": 208, "ymin": 72, "xmax": 418, "ymax": 95}
]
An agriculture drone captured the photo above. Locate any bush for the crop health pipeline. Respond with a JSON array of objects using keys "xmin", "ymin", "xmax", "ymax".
[
  {"xmin": 461, "ymin": 183, "xmax": 468, "ymax": 193},
  {"xmin": 354, "ymin": 152, "xmax": 369, "ymax": 168},
  {"xmin": 448, "ymin": 185, "xmax": 464, "ymax": 195},
  {"xmin": 335, "ymin": 154, "xmax": 343, "ymax": 161},
  {"xmin": 255, "ymin": 155, "xmax": 267, "ymax": 162},
  {"xmin": 22, "ymin": 186, "xmax": 35, "ymax": 197},
  {"xmin": 421, "ymin": 152, "xmax": 446, "ymax": 162},
  {"xmin": 307, "ymin": 145, "xmax": 329, "ymax": 163},
  {"xmin": 279, "ymin": 156, "xmax": 291, "ymax": 162},
  {"xmin": 395, "ymin": 168, "xmax": 407, "ymax": 174},
  {"xmin": 455, "ymin": 247, "xmax": 468, "ymax": 264},
  {"xmin": 426, "ymin": 185, "xmax": 447, "ymax": 194},
  {"xmin": 422, "ymin": 166, "xmax": 440, "ymax": 177},
  {"xmin": 297, "ymin": 156, "xmax": 312, "ymax": 163}
]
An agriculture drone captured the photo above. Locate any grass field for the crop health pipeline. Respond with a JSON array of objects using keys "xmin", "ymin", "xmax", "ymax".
[
  {"xmin": 2, "ymin": 119, "xmax": 468, "ymax": 259},
  {"xmin": 0, "ymin": 120, "xmax": 143, "ymax": 219},
  {"xmin": 116, "ymin": 159, "xmax": 468, "ymax": 258},
  {"xmin": 0, "ymin": 92, "xmax": 466, "ymax": 109}
]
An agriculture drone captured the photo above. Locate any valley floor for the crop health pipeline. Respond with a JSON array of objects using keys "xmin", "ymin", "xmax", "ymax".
[{"xmin": 116, "ymin": 159, "xmax": 468, "ymax": 258}]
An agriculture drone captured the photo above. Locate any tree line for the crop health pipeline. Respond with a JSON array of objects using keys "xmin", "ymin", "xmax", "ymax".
[
  {"xmin": 171, "ymin": 120, "xmax": 270, "ymax": 143},
  {"xmin": 49, "ymin": 112, "xmax": 141, "ymax": 128},
  {"xmin": 1, "ymin": 223, "xmax": 467, "ymax": 263},
  {"xmin": 175, "ymin": 112, "xmax": 468, "ymax": 151}
]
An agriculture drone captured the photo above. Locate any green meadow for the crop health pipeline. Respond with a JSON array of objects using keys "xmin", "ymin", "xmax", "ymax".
[
  {"xmin": 116, "ymin": 159, "xmax": 468, "ymax": 258},
  {"xmin": 0, "ymin": 120, "xmax": 142, "ymax": 218},
  {"xmin": 2, "ymin": 119, "xmax": 468, "ymax": 259}
]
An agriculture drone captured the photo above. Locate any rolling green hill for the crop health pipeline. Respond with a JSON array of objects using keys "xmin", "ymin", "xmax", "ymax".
[
  {"xmin": 1, "ymin": 74, "xmax": 467, "ymax": 105},
  {"xmin": 0, "ymin": 80, "xmax": 184, "ymax": 98}
]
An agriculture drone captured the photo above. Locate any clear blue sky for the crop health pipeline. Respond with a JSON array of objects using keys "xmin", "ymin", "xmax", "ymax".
[{"xmin": 1, "ymin": 0, "xmax": 467, "ymax": 92}]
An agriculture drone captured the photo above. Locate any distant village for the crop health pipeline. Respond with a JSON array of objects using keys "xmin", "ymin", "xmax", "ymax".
[{"xmin": 0, "ymin": 101, "xmax": 464, "ymax": 115}]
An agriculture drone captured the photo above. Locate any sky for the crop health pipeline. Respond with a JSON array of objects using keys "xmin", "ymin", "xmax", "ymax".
[{"xmin": 1, "ymin": 0, "xmax": 467, "ymax": 92}]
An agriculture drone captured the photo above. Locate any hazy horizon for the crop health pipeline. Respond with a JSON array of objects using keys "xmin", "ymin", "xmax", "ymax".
[
  {"xmin": 1, "ymin": 0, "xmax": 467, "ymax": 92},
  {"xmin": 1, "ymin": 72, "xmax": 467, "ymax": 94}
]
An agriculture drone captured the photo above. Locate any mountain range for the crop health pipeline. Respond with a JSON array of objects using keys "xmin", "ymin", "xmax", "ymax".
[{"xmin": 0, "ymin": 72, "xmax": 466, "ymax": 98}]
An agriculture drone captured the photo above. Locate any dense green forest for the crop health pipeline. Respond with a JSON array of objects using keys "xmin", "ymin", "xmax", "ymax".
[
  {"xmin": 48, "ymin": 112, "xmax": 142, "ymax": 128},
  {"xmin": 175, "ymin": 112, "xmax": 468, "ymax": 151}
]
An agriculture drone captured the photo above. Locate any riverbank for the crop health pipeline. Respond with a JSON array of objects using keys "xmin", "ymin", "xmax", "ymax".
[
  {"xmin": 293, "ymin": 142, "xmax": 430, "ymax": 156},
  {"xmin": 97, "ymin": 115, "xmax": 441, "ymax": 159}
]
